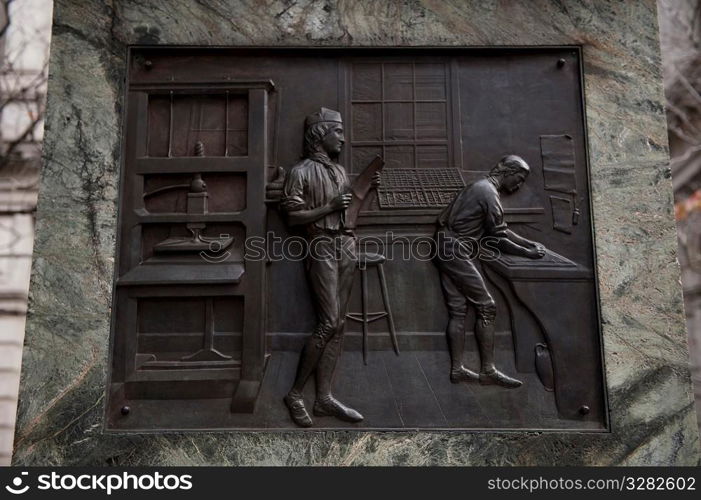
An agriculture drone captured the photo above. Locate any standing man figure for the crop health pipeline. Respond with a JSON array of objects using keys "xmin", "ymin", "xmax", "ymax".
[
  {"xmin": 280, "ymin": 107, "xmax": 366, "ymax": 427},
  {"xmin": 434, "ymin": 155, "xmax": 547, "ymax": 388}
]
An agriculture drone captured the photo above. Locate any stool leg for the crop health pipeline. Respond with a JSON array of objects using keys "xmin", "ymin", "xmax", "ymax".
[
  {"xmin": 360, "ymin": 267, "xmax": 369, "ymax": 365},
  {"xmin": 377, "ymin": 263, "xmax": 399, "ymax": 356}
]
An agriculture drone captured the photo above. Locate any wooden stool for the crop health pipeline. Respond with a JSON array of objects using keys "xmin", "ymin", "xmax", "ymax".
[{"xmin": 346, "ymin": 252, "xmax": 399, "ymax": 364}]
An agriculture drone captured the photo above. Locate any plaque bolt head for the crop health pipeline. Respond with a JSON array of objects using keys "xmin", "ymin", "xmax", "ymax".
[
  {"xmin": 578, "ymin": 405, "xmax": 590, "ymax": 415},
  {"xmin": 121, "ymin": 406, "xmax": 131, "ymax": 416},
  {"xmin": 144, "ymin": 60, "xmax": 153, "ymax": 70},
  {"xmin": 557, "ymin": 58, "xmax": 566, "ymax": 68}
]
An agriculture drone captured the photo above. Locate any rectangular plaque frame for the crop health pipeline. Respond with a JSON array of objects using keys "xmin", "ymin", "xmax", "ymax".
[{"xmin": 105, "ymin": 46, "xmax": 608, "ymax": 432}]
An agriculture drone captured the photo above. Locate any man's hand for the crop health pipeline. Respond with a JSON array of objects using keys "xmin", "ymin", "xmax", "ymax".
[
  {"xmin": 371, "ymin": 171, "xmax": 382, "ymax": 188},
  {"xmin": 523, "ymin": 245, "xmax": 546, "ymax": 259},
  {"xmin": 266, "ymin": 166, "xmax": 286, "ymax": 202},
  {"xmin": 329, "ymin": 193, "xmax": 353, "ymax": 211}
]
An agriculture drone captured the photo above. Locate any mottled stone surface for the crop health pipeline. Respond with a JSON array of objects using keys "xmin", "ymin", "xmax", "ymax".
[{"xmin": 13, "ymin": 0, "xmax": 701, "ymax": 465}]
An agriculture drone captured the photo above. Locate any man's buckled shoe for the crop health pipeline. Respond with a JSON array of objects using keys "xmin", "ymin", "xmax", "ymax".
[
  {"xmin": 479, "ymin": 368, "xmax": 523, "ymax": 388},
  {"xmin": 313, "ymin": 396, "xmax": 363, "ymax": 423},
  {"xmin": 450, "ymin": 365, "xmax": 479, "ymax": 383},
  {"xmin": 284, "ymin": 394, "xmax": 313, "ymax": 427}
]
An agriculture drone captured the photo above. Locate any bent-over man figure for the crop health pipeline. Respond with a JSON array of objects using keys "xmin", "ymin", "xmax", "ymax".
[
  {"xmin": 434, "ymin": 155, "xmax": 546, "ymax": 388},
  {"xmin": 281, "ymin": 107, "xmax": 376, "ymax": 427}
]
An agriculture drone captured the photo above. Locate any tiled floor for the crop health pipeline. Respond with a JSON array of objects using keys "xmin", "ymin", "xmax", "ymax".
[{"xmin": 116, "ymin": 347, "xmax": 604, "ymax": 431}]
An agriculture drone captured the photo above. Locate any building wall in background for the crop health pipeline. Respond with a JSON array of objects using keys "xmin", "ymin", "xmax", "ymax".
[
  {"xmin": 0, "ymin": 0, "xmax": 51, "ymax": 465},
  {"xmin": 658, "ymin": 0, "xmax": 701, "ymax": 440}
]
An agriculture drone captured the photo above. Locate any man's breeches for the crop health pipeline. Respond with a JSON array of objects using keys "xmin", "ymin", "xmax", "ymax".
[
  {"xmin": 306, "ymin": 234, "xmax": 358, "ymax": 347},
  {"xmin": 435, "ymin": 238, "xmax": 496, "ymax": 325}
]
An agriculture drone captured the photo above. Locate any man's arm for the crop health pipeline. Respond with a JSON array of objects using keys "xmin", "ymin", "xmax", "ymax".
[
  {"xmin": 483, "ymin": 193, "xmax": 545, "ymax": 259},
  {"xmin": 506, "ymin": 229, "xmax": 546, "ymax": 253},
  {"xmin": 493, "ymin": 236, "xmax": 545, "ymax": 259},
  {"xmin": 286, "ymin": 194, "xmax": 351, "ymax": 226},
  {"xmin": 280, "ymin": 166, "xmax": 345, "ymax": 226}
]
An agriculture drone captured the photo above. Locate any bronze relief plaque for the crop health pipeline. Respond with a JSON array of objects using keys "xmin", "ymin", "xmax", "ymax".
[{"xmin": 106, "ymin": 48, "xmax": 607, "ymax": 431}]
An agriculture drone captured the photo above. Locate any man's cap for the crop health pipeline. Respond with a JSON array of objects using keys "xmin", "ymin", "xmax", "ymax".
[{"xmin": 305, "ymin": 107, "xmax": 343, "ymax": 128}]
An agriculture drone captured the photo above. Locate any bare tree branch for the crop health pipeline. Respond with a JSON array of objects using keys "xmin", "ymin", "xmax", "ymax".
[
  {"xmin": 0, "ymin": 1, "xmax": 17, "ymax": 40},
  {"xmin": 0, "ymin": 0, "xmax": 49, "ymax": 174}
]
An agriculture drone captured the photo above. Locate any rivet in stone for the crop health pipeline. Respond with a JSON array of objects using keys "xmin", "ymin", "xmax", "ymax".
[
  {"xmin": 557, "ymin": 58, "xmax": 566, "ymax": 68},
  {"xmin": 144, "ymin": 60, "xmax": 153, "ymax": 70},
  {"xmin": 578, "ymin": 405, "xmax": 590, "ymax": 415},
  {"xmin": 121, "ymin": 406, "xmax": 131, "ymax": 416}
]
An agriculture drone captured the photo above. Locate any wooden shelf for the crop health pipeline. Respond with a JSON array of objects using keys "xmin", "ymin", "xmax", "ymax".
[
  {"xmin": 134, "ymin": 209, "xmax": 245, "ymax": 223},
  {"xmin": 135, "ymin": 157, "xmax": 254, "ymax": 174},
  {"xmin": 117, "ymin": 263, "xmax": 245, "ymax": 286}
]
